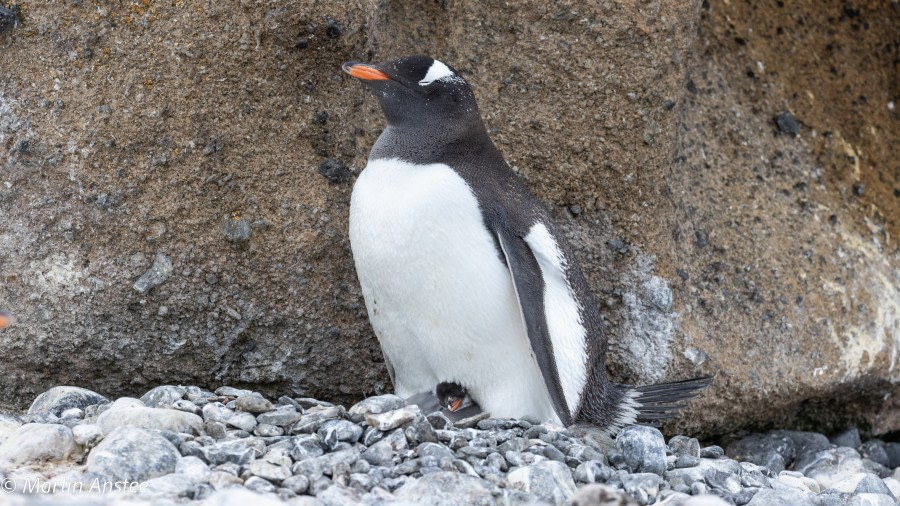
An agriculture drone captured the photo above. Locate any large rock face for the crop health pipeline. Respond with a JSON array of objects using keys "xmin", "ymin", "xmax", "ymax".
[{"xmin": 0, "ymin": 1, "xmax": 896, "ymax": 436}]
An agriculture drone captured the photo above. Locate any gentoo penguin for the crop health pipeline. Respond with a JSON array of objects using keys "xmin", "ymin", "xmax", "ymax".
[
  {"xmin": 343, "ymin": 55, "xmax": 710, "ymax": 432},
  {"xmin": 435, "ymin": 381, "xmax": 474, "ymax": 413}
]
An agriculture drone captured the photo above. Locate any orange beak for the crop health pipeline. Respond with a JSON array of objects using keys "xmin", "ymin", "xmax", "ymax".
[
  {"xmin": 342, "ymin": 62, "xmax": 390, "ymax": 81},
  {"xmin": 449, "ymin": 398, "xmax": 462, "ymax": 412},
  {"xmin": 0, "ymin": 312, "xmax": 10, "ymax": 329}
]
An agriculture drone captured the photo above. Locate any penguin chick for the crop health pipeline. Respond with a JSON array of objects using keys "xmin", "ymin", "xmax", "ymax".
[{"xmin": 435, "ymin": 382, "xmax": 474, "ymax": 413}]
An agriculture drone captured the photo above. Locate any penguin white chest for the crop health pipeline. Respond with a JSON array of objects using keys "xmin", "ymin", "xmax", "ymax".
[{"xmin": 349, "ymin": 158, "xmax": 558, "ymax": 423}]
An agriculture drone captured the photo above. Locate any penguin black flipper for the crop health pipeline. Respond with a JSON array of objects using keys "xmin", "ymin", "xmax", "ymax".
[{"xmin": 496, "ymin": 230, "xmax": 574, "ymax": 426}]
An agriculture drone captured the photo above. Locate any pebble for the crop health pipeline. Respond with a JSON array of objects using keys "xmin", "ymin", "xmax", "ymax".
[
  {"xmin": 726, "ymin": 431, "xmax": 795, "ymax": 473},
  {"xmin": 133, "ymin": 252, "xmax": 174, "ymax": 294},
  {"xmin": 244, "ymin": 475, "xmax": 277, "ymax": 493},
  {"xmin": 176, "ymin": 455, "xmax": 212, "ymax": 483},
  {"xmin": 348, "ymin": 394, "xmax": 406, "ymax": 422},
  {"xmin": 319, "ymin": 419, "xmax": 363, "ymax": 449},
  {"xmin": 831, "ymin": 427, "xmax": 862, "ymax": 449},
  {"xmin": 0, "ymin": 4, "xmax": 18, "ymax": 33},
  {"xmin": 0, "ymin": 423, "xmax": 78, "ymax": 464},
  {"xmin": 507, "ymin": 460, "xmax": 577, "ymax": 505},
  {"xmin": 235, "ymin": 396, "xmax": 274, "ymax": 414},
  {"xmin": 365, "ymin": 405, "xmax": 419, "ymax": 431},
  {"xmin": 617, "ymin": 425, "xmax": 667, "ymax": 475},
  {"xmin": 227, "ymin": 411, "xmax": 259, "ymax": 432},
  {"xmin": 257, "ymin": 407, "xmax": 303, "ymax": 427},
  {"xmin": 669, "ymin": 434, "xmax": 701, "ymax": 458},
  {"xmin": 140, "ymin": 385, "xmax": 186, "ymax": 408},
  {"xmin": 393, "ymin": 471, "xmax": 496, "ymax": 504},
  {"xmin": 27, "ymin": 386, "xmax": 109, "ymax": 417},
  {"xmin": 248, "ymin": 459, "xmax": 292, "ymax": 483},
  {"xmin": 773, "ymin": 111, "xmax": 799, "ymax": 137},
  {"xmin": 222, "ymin": 219, "xmax": 252, "ymax": 243},
  {"xmin": 281, "ymin": 474, "xmax": 310, "ymax": 494},
  {"xmin": 72, "ymin": 423, "xmax": 103, "ymax": 447},
  {"xmin": 202, "ymin": 438, "xmax": 264, "ymax": 466},
  {"xmin": 98, "ymin": 404, "xmax": 203, "ymax": 435},
  {"xmin": 859, "ymin": 440, "xmax": 891, "ymax": 468},
  {"xmin": 87, "ymin": 426, "xmax": 180, "ymax": 482},
  {"xmin": 5, "ymin": 385, "xmax": 899, "ymax": 506},
  {"xmin": 254, "ymin": 423, "xmax": 284, "ymax": 437},
  {"xmin": 317, "ymin": 158, "xmax": 352, "ymax": 183}
]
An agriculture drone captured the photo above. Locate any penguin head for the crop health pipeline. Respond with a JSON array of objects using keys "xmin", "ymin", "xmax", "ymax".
[
  {"xmin": 435, "ymin": 381, "xmax": 472, "ymax": 412},
  {"xmin": 342, "ymin": 55, "xmax": 481, "ymax": 129}
]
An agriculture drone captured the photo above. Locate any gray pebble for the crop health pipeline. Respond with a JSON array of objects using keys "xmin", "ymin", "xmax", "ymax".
[
  {"xmin": 617, "ymin": 426, "xmax": 667, "ymax": 476},
  {"xmin": 254, "ymin": 424, "xmax": 284, "ymax": 437},
  {"xmin": 705, "ymin": 467, "xmax": 743, "ymax": 494},
  {"xmin": 133, "ymin": 252, "xmax": 174, "ymax": 294},
  {"xmin": 669, "ymin": 435, "xmax": 701, "ymax": 458},
  {"xmin": 202, "ymin": 402, "xmax": 234, "ymax": 423},
  {"xmin": 175, "ymin": 456, "xmax": 211, "ymax": 483},
  {"xmin": 257, "ymin": 407, "xmax": 302, "ymax": 427},
  {"xmin": 28, "ymin": 386, "xmax": 109, "ymax": 417},
  {"xmin": 365, "ymin": 406, "xmax": 418, "ymax": 431},
  {"xmin": 222, "ymin": 218, "xmax": 252, "ymax": 242},
  {"xmin": 173, "ymin": 399, "xmax": 203, "ymax": 416},
  {"xmin": 248, "ymin": 460, "xmax": 291, "ymax": 483},
  {"xmin": 622, "ymin": 472, "xmax": 663, "ymax": 504},
  {"xmin": 859, "ymin": 441, "xmax": 891, "ymax": 469},
  {"xmin": 319, "ymin": 419, "xmax": 363, "ymax": 449},
  {"xmin": 362, "ymin": 440, "xmax": 394, "ymax": 466},
  {"xmin": 830, "ymin": 427, "xmax": 862, "ymax": 449},
  {"xmin": 0, "ymin": 423, "xmax": 78, "ymax": 464},
  {"xmin": 348, "ymin": 394, "xmax": 406, "ymax": 422},
  {"xmin": 87, "ymin": 426, "xmax": 179, "ymax": 482},
  {"xmin": 201, "ymin": 438, "xmax": 263, "ymax": 466},
  {"xmin": 234, "ymin": 396, "xmax": 274, "ymax": 414},
  {"xmin": 393, "ymin": 471, "xmax": 496, "ymax": 504},
  {"xmin": 282, "ymin": 434, "xmax": 324, "ymax": 461},
  {"xmin": 214, "ymin": 386, "xmax": 257, "ymax": 398},
  {"xmin": 203, "ymin": 421, "xmax": 225, "ymax": 439},
  {"xmin": 676, "ymin": 454, "xmax": 701, "ymax": 468},
  {"xmin": 281, "ymin": 474, "xmax": 310, "ymax": 494},
  {"xmin": 140, "ymin": 385, "xmax": 185, "ymax": 408},
  {"xmin": 701, "ymin": 445, "xmax": 725, "ymax": 459},
  {"xmin": 426, "ymin": 411, "xmax": 452, "ymax": 430},
  {"xmin": 726, "ymin": 432, "xmax": 795, "ymax": 473},
  {"xmin": 574, "ymin": 460, "xmax": 614, "ymax": 484},
  {"xmin": 243, "ymin": 476, "xmax": 277, "ymax": 493},
  {"xmin": 507, "ymin": 460, "xmax": 577, "ymax": 505},
  {"xmin": 362, "ymin": 427, "xmax": 384, "ymax": 446},
  {"xmin": 418, "ymin": 441, "xmax": 455, "ymax": 461}
]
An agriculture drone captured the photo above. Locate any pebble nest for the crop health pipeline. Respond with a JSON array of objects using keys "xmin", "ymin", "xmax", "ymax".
[{"xmin": 0, "ymin": 386, "xmax": 898, "ymax": 505}]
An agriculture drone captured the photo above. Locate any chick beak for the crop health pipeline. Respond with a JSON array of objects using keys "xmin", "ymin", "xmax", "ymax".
[
  {"xmin": 342, "ymin": 62, "xmax": 391, "ymax": 81},
  {"xmin": 449, "ymin": 398, "xmax": 462, "ymax": 412}
]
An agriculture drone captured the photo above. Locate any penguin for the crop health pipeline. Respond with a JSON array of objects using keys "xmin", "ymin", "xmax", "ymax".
[
  {"xmin": 435, "ymin": 381, "xmax": 474, "ymax": 413},
  {"xmin": 343, "ymin": 55, "xmax": 710, "ymax": 433}
]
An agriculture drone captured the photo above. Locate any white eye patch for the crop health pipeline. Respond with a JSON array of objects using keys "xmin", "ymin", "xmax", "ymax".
[{"xmin": 418, "ymin": 60, "xmax": 459, "ymax": 86}]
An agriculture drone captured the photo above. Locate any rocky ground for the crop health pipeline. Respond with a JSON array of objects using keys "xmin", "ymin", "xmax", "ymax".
[
  {"xmin": 1, "ymin": 0, "xmax": 897, "ymax": 439},
  {"xmin": 0, "ymin": 386, "xmax": 898, "ymax": 505}
]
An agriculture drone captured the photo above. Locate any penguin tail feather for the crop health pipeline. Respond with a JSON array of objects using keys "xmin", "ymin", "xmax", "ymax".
[{"xmin": 627, "ymin": 375, "xmax": 713, "ymax": 427}]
